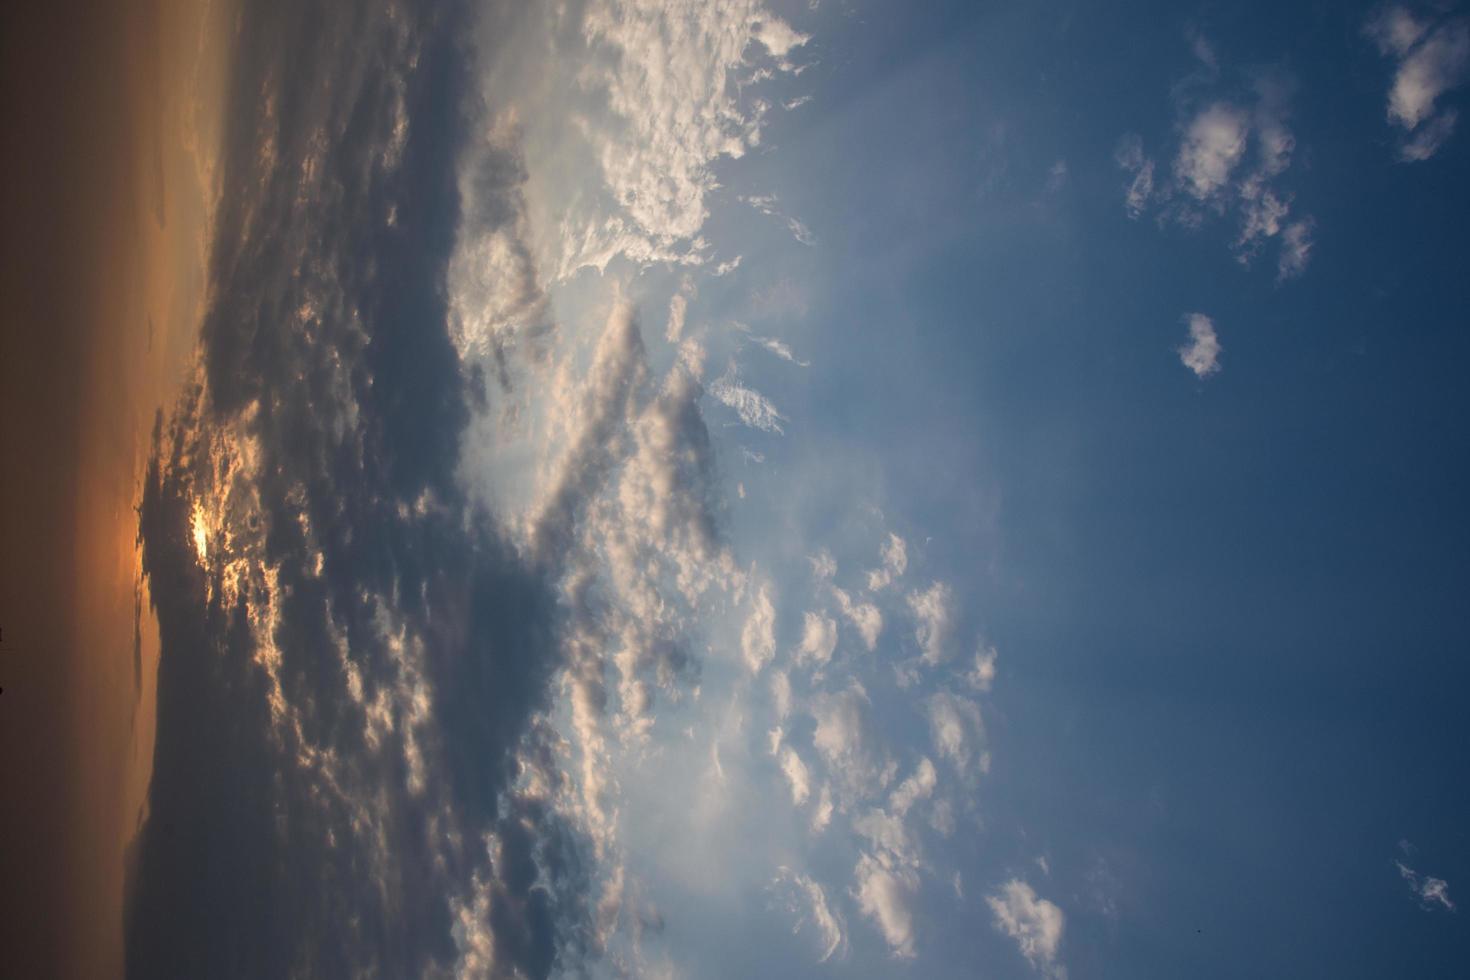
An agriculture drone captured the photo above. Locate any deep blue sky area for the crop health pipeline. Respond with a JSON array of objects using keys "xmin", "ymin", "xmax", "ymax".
[{"xmin": 749, "ymin": 1, "xmax": 1470, "ymax": 975}]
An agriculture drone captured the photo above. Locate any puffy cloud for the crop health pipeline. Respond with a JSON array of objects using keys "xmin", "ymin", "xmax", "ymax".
[
  {"xmin": 1175, "ymin": 103, "xmax": 1249, "ymax": 201},
  {"xmin": 1367, "ymin": 8, "xmax": 1469, "ymax": 160},
  {"xmin": 867, "ymin": 532, "xmax": 908, "ymax": 591},
  {"xmin": 833, "ymin": 586, "xmax": 884, "ymax": 651},
  {"xmin": 908, "ymin": 581, "xmax": 956, "ymax": 665},
  {"xmin": 1120, "ymin": 51, "xmax": 1314, "ymax": 277},
  {"xmin": 1398, "ymin": 861, "xmax": 1456, "ymax": 911},
  {"xmin": 548, "ymin": 0, "xmax": 810, "ymax": 274},
  {"xmin": 811, "ymin": 683, "xmax": 893, "ymax": 800},
  {"xmin": 1178, "ymin": 312, "xmax": 1222, "ymax": 379},
  {"xmin": 770, "ymin": 868, "xmax": 846, "ymax": 962},
  {"xmin": 795, "ymin": 611, "xmax": 838, "ymax": 667},
  {"xmin": 778, "ymin": 746, "xmax": 812, "ymax": 806},
  {"xmin": 854, "ymin": 854, "xmax": 920, "ymax": 957},
  {"xmin": 967, "ymin": 645, "xmax": 999, "ymax": 692},
  {"xmin": 987, "ymin": 879, "xmax": 1066, "ymax": 977},
  {"xmin": 742, "ymin": 581, "xmax": 777, "ymax": 673},
  {"xmin": 926, "ymin": 692, "xmax": 987, "ymax": 777}
]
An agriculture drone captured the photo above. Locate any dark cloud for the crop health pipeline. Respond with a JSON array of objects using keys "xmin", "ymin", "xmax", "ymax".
[{"xmin": 125, "ymin": 1, "xmax": 588, "ymax": 976}]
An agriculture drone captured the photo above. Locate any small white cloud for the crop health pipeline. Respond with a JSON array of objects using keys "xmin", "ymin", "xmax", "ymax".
[
  {"xmin": 907, "ymin": 581, "xmax": 955, "ymax": 665},
  {"xmin": 709, "ymin": 365, "xmax": 786, "ymax": 434},
  {"xmin": 751, "ymin": 334, "xmax": 809, "ymax": 367},
  {"xmin": 1175, "ymin": 103, "xmax": 1249, "ymax": 201},
  {"xmin": 666, "ymin": 291, "xmax": 688, "ymax": 343},
  {"xmin": 967, "ymin": 645, "xmax": 998, "ymax": 692},
  {"xmin": 1177, "ymin": 312, "xmax": 1222, "ymax": 379},
  {"xmin": 987, "ymin": 879, "xmax": 1066, "ymax": 977},
  {"xmin": 854, "ymin": 854, "xmax": 919, "ymax": 957},
  {"xmin": 1277, "ymin": 219, "xmax": 1314, "ymax": 281},
  {"xmin": 779, "ymin": 745, "xmax": 812, "ymax": 806},
  {"xmin": 927, "ymin": 691, "xmax": 986, "ymax": 776},
  {"xmin": 867, "ymin": 533, "xmax": 908, "ymax": 591},
  {"xmin": 1367, "ymin": 8, "xmax": 1470, "ymax": 161},
  {"xmin": 833, "ymin": 586, "xmax": 884, "ymax": 651},
  {"xmin": 1398, "ymin": 860, "xmax": 1456, "ymax": 911},
  {"xmin": 796, "ymin": 611, "xmax": 838, "ymax": 667},
  {"xmin": 742, "ymin": 582, "xmax": 777, "ymax": 673}
]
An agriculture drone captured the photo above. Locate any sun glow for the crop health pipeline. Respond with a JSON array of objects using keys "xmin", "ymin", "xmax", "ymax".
[{"xmin": 191, "ymin": 501, "xmax": 209, "ymax": 562}]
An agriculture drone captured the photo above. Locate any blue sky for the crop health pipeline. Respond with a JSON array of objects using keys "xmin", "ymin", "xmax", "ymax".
[{"xmin": 124, "ymin": 0, "xmax": 1468, "ymax": 977}]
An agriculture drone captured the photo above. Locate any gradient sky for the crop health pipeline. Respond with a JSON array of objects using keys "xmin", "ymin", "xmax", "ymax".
[{"xmin": 6, "ymin": 0, "xmax": 1468, "ymax": 978}]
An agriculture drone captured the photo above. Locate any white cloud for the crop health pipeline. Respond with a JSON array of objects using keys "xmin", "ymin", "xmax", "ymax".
[
  {"xmin": 967, "ymin": 645, "xmax": 998, "ymax": 692},
  {"xmin": 1277, "ymin": 219, "xmax": 1314, "ymax": 281},
  {"xmin": 666, "ymin": 291, "xmax": 689, "ymax": 343},
  {"xmin": 751, "ymin": 334, "xmax": 809, "ymax": 367},
  {"xmin": 770, "ymin": 867, "xmax": 846, "ymax": 962},
  {"xmin": 926, "ymin": 691, "xmax": 986, "ymax": 777},
  {"xmin": 1398, "ymin": 861, "xmax": 1456, "ymax": 911},
  {"xmin": 854, "ymin": 854, "xmax": 920, "ymax": 957},
  {"xmin": 709, "ymin": 364, "xmax": 786, "ymax": 434},
  {"xmin": 1367, "ymin": 8, "xmax": 1470, "ymax": 161},
  {"xmin": 833, "ymin": 585, "xmax": 883, "ymax": 651},
  {"xmin": 742, "ymin": 581, "xmax": 777, "ymax": 673},
  {"xmin": 553, "ymin": 0, "xmax": 810, "ymax": 274},
  {"xmin": 811, "ymin": 683, "xmax": 893, "ymax": 799},
  {"xmin": 867, "ymin": 532, "xmax": 908, "ymax": 591},
  {"xmin": 987, "ymin": 879, "xmax": 1066, "ymax": 977},
  {"xmin": 1177, "ymin": 312, "xmax": 1222, "ymax": 379},
  {"xmin": 908, "ymin": 581, "xmax": 956, "ymax": 665},
  {"xmin": 795, "ymin": 611, "xmax": 838, "ymax": 667},
  {"xmin": 1175, "ymin": 103, "xmax": 1249, "ymax": 201},
  {"xmin": 778, "ymin": 745, "xmax": 812, "ymax": 806},
  {"xmin": 1120, "ymin": 55, "xmax": 1314, "ymax": 277}
]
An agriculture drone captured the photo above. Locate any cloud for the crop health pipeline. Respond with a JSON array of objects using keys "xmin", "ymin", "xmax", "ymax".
[
  {"xmin": 1277, "ymin": 219, "xmax": 1314, "ymax": 281},
  {"xmin": 1178, "ymin": 312, "xmax": 1222, "ymax": 379},
  {"xmin": 708, "ymin": 364, "xmax": 787, "ymax": 434},
  {"xmin": 1398, "ymin": 861, "xmax": 1456, "ymax": 911},
  {"xmin": 742, "ymin": 581, "xmax": 777, "ymax": 673},
  {"xmin": 926, "ymin": 691, "xmax": 987, "ymax": 777},
  {"xmin": 778, "ymin": 746, "xmax": 812, "ymax": 806},
  {"xmin": 1120, "ymin": 49, "xmax": 1314, "ymax": 277},
  {"xmin": 967, "ymin": 645, "xmax": 999, "ymax": 692},
  {"xmin": 867, "ymin": 532, "xmax": 908, "ymax": 591},
  {"xmin": 1367, "ymin": 7, "xmax": 1470, "ymax": 160},
  {"xmin": 127, "ymin": 4, "xmax": 594, "ymax": 976},
  {"xmin": 770, "ymin": 868, "xmax": 847, "ymax": 962},
  {"xmin": 854, "ymin": 854, "xmax": 920, "ymax": 957},
  {"xmin": 1175, "ymin": 103, "xmax": 1249, "ymax": 201},
  {"xmin": 811, "ymin": 683, "xmax": 893, "ymax": 800},
  {"xmin": 542, "ymin": 0, "xmax": 810, "ymax": 275},
  {"xmin": 908, "ymin": 581, "xmax": 956, "ymax": 665},
  {"xmin": 833, "ymin": 585, "xmax": 884, "ymax": 651},
  {"xmin": 795, "ymin": 611, "xmax": 838, "ymax": 667},
  {"xmin": 987, "ymin": 879, "xmax": 1066, "ymax": 977}
]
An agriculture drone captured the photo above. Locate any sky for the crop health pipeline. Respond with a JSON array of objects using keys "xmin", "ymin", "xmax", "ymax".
[{"xmin": 5, "ymin": 0, "xmax": 1469, "ymax": 977}]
